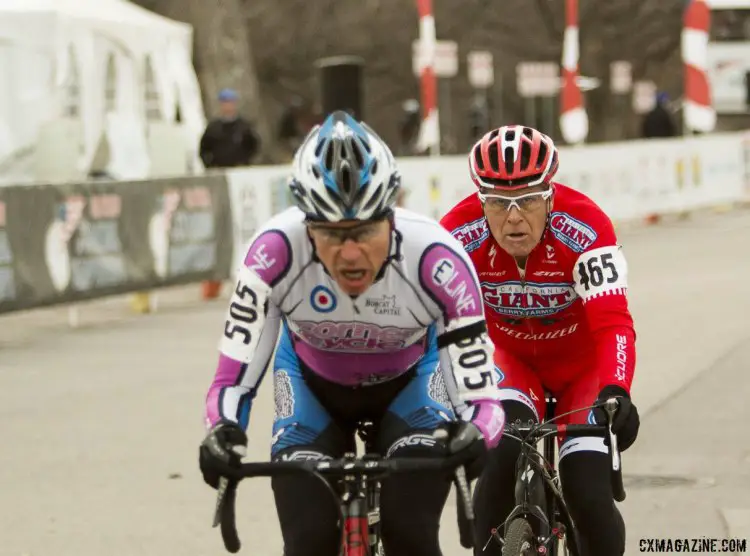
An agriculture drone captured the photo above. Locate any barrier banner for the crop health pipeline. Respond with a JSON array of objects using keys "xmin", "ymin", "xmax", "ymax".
[
  {"xmin": 0, "ymin": 174, "xmax": 233, "ymax": 314},
  {"xmin": 742, "ymin": 132, "xmax": 750, "ymax": 200},
  {"xmin": 0, "ymin": 187, "xmax": 17, "ymax": 309},
  {"xmin": 226, "ymin": 166, "xmax": 286, "ymax": 274}
]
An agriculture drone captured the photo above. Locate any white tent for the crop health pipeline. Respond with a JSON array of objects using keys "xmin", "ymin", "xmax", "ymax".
[{"xmin": 0, "ymin": 0, "xmax": 206, "ymax": 183}]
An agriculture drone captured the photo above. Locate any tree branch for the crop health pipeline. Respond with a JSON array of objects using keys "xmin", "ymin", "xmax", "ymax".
[{"xmin": 535, "ymin": 0, "xmax": 563, "ymax": 40}]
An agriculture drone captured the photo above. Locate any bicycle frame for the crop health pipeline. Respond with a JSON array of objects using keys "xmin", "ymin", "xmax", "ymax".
[
  {"xmin": 542, "ymin": 420, "xmax": 566, "ymax": 556},
  {"xmin": 339, "ymin": 453, "xmax": 381, "ymax": 556},
  {"xmin": 341, "ymin": 483, "xmax": 372, "ymax": 556},
  {"xmin": 486, "ymin": 397, "xmax": 625, "ymax": 556},
  {"xmin": 499, "ymin": 423, "xmax": 580, "ymax": 556}
]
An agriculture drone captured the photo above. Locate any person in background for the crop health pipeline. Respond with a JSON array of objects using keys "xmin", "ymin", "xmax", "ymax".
[
  {"xmin": 198, "ymin": 88, "xmax": 262, "ymax": 300},
  {"xmin": 200, "ymin": 88, "xmax": 261, "ymax": 169},
  {"xmin": 641, "ymin": 92, "xmax": 676, "ymax": 139}
]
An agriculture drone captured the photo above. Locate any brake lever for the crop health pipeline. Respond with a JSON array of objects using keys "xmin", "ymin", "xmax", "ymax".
[
  {"xmin": 603, "ymin": 397, "xmax": 626, "ymax": 502},
  {"xmin": 603, "ymin": 397, "xmax": 621, "ymax": 472},
  {"xmin": 213, "ymin": 476, "xmax": 229, "ymax": 528},
  {"xmin": 432, "ymin": 428, "xmax": 475, "ymax": 522},
  {"xmin": 454, "ymin": 465, "xmax": 475, "ymax": 521},
  {"xmin": 212, "ymin": 444, "xmax": 246, "ymax": 527}
]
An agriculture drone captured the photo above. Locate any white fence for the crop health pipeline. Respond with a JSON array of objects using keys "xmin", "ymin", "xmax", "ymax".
[{"xmin": 227, "ymin": 131, "xmax": 750, "ymax": 269}]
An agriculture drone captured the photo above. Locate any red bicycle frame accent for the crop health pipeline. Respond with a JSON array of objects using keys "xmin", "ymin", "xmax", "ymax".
[{"xmin": 343, "ymin": 515, "xmax": 370, "ymax": 556}]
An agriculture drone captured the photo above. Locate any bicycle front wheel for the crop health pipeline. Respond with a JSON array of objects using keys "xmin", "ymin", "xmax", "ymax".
[{"xmin": 502, "ymin": 518, "xmax": 537, "ymax": 556}]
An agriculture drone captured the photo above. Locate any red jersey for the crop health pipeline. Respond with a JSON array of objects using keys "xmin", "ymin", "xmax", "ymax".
[{"xmin": 440, "ymin": 183, "xmax": 636, "ymax": 396}]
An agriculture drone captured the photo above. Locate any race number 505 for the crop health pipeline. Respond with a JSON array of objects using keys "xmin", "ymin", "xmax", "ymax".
[{"xmin": 224, "ymin": 281, "xmax": 259, "ymax": 345}]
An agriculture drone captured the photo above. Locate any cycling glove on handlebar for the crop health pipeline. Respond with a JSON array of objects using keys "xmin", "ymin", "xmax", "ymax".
[
  {"xmin": 437, "ymin": 421, "xmax": 487, "ymax": 479},
  {"xmin": 199, "ymin": 421, "xmax": 248, "ymax": 489},
  {"xmin": 594, "ymin": 385, "xmax": 640, "ymax": 452}
]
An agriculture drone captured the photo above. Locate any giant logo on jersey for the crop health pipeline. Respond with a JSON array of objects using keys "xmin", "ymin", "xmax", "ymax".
[
  {"xmin": 481, "ymin": 281, "xmax": 578, "ymax": 317},
  {"xmin": 549, "ymin": 212, "xmax": 598, "ymax": 253},
  {"xmin": 450, "ymin": 217, "xmax": 489, "ymax": 253},
  {"xmin": 294, "ymin": 321, "xmax": 424, "ymax": 351}
]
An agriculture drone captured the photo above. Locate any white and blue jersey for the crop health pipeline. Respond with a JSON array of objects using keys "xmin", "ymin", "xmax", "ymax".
[{"xmin": 204, "ymin": 207, "xmax": 505, "ymax": 450}]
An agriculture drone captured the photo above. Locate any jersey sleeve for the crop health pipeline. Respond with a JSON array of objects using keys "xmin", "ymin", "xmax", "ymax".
[
  {"xmin": 570, "ymin": 214, "xmax": 637, "ymax": 394},
  {"xmin": 418, "ymin": 236, "xmax": 505, "ymax": 449},
  {"xmin": 204, "ymin": 228, "xmax": 292, "ymax": 430},
  {"xmin": 439, "ymin": 196, "xmax": 489, "ymax": 255}
]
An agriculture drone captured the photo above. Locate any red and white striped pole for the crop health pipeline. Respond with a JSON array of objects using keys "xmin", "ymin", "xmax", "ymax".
[
  {"xmin": 682, "ymin": 0, "xmax": 716, "ymax": 133},
  {"xmin": 560, "ymin": 0, "xmax": 588, "ymax": 144},
  {"xmin": 415, "ymin": 0, "xmax": 440, "ymax": 155}
]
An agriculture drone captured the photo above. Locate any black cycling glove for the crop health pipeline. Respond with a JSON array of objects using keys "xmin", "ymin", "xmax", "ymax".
[
  {"xmin": 435, "ymin": 420, "xmax": 487, "ymax": 479},
  {"xmin": 593, "ymin": 385, "xmax": 640, "ymax": 452},
  {"xmin": 199, "ymin": 421, "xmax": 248, "ymax": 489}
]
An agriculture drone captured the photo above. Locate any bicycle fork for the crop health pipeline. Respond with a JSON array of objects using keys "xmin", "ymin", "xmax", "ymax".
[
  {"xmin": 512, "ymin": 454, "xmax": 551, "ymax": 536},
  {"xmin": 541, "ymin": 436, "xmax": 565, "ymax": 556},
  {"xmin": 500, "ymin": 448, "xmax": 560, "ymax": 554}
]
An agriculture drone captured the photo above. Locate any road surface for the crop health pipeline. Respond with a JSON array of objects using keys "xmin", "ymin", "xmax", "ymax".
[{"xmin": 1, "ymin": 208, "xmax": 749, "ymax": 555}]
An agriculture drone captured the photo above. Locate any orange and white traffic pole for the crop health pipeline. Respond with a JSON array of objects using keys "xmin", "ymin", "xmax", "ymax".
[{"xmin": 559, "ymin": 0, "xmax": 588, "ymax": 145}]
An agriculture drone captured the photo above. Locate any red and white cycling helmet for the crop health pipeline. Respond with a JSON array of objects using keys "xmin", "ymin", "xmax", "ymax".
[{"xmin": 469, "ymin": 125, "xmax": 559, "ymax": 191}]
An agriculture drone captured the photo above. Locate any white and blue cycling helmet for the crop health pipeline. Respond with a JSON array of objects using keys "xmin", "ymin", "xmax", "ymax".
[{"xmin": 289, "ymin": 110, "xmax": 401, "ymax": 222}]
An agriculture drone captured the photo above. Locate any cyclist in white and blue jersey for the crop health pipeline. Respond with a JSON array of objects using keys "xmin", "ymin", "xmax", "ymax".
[{"xmin": 199, "ymin": 110, "xmax": 505, "ymax": 556}]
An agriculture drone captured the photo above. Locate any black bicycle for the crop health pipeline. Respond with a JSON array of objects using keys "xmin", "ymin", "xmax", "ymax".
[
  {"xmin": 211, "ymin": 422, "xmax": 475, "ymax": 555},
  {"xmin": 481, "ymin": 395, "xmax": 626, "ymax": 556}
]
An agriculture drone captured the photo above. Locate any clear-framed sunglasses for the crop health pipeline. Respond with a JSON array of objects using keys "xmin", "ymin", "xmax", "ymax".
[
  {"xmin": 478, "ymin": 186, "xmax": 554, "ymax": 213},
  {"xmin": 307, "ymin": 219, "xmax": 384, "ymax": 245}
]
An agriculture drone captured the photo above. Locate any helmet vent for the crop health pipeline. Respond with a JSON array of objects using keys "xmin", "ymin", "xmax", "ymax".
[
  {"xmin": 341, "ymin": 165, "xmax": 353, "ymax": 196},
  {"xmin": 473, "ymin": 146, "xmax": 485, "ymax": 172},
  {"xmin": 537, "ymin": 143, "xmax": 549, "ymax": 169},
  {"xmin": 314, "ymin": 139, "xmax": 326, "ymax": 157},
  {"xmin": 349, "ymin": 138, "xmax": 364, "ymax": 168},
  {"xmin": 362, "ymin": 182, "xmax": 383, "ymax": 213},
  {"xmin": 324, "ymin": 142, "xmax": 334, "ymax": 171},
  {"xmin": 310, "ymin": 188, "xmax": 335, "ymax": 214},
  {"xmin": 486, "ymin": 144, "xmax": 498, "ymax": 173},
  {"xmin": 503, "ymin": 146, "xmax": 514, "ymax": 174},
  {"xmin": 520, "ymin": 142, "xmax": 532, "ymax": 169}
]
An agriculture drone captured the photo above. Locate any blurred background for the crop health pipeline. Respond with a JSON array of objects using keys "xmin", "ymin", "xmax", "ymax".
[
  {"xmin": 2, "ymin": 5, "xmax": 750, "ymax": 555},
  {"xmin": 2, "ymin": 0, "xmax": 750, "ymax": 185}
]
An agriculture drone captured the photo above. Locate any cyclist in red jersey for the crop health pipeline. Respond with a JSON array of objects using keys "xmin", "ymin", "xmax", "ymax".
[{"xmin": 440, "ymin": 125, "xmax": 640, "ymax": 556}]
